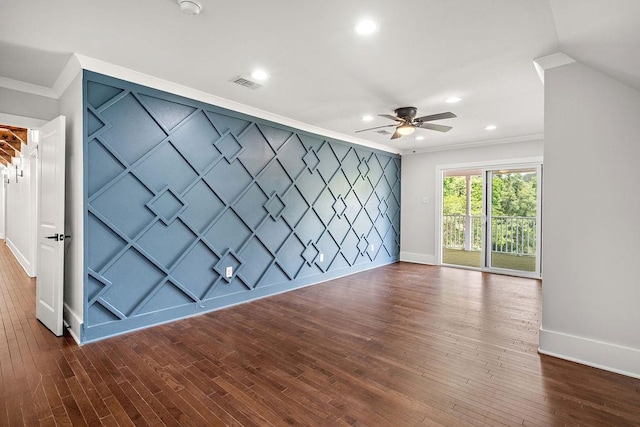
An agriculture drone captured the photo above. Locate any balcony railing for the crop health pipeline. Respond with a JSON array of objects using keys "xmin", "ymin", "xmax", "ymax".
[{"xmin": 443, "ymin": 214, "xmax": 536, "ymax": 256}]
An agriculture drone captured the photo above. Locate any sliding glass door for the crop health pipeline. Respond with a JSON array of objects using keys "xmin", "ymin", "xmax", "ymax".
[
  {"xmin": 440, "ymin": 164, "xmax": 542, "ymax": 277},
  {"xmin": 441, "ymin": 170, "xmax": 484, "ymax": 268},
  {"xmin": 486, "ymin": 167, "xmax": 541, "ymax": 275}
]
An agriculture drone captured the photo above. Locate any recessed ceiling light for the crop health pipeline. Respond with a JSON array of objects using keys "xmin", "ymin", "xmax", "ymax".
[
  {"xmin": 415, "ymin": 135, "xmax": 425, "ymax": 141},
  {"xmin": 250, "ymin": 69, "xmax": 269, "ymax": 81},
  {"xmin": 446, "ymin": 96, "xmax": 462, "ymax": 104},
  {"xmin": 485, "ymin": 125, "xmax": 497, "ymax": 131},
  {"xmin": 177, "ymin": 0, "xmax": 202, "ymax": 15},
  {"xmin": 362, "ymin": 115, "xmax": 374, "ymax": 121},
  {"xmin": 355, "ymin": 19, "xmax": 378, "ymax": 35}
]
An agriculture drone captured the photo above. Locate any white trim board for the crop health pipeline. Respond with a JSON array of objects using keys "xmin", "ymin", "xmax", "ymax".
[
  {"xmin": 533, "ymin": 52, "xmax": 576, "ymax": 84},
  {"xmin": 400, "ymin": 252, "xmax": 436, "ymax": 265},
  {"xmin": 539, "ymin": 327, "xmax": 640, "ymax": 380},
  {"xmin": 5, "ymin": 238, "xmax": 34, "ymax": 277},
  {"xmin": 401, "ymin": 134, "xmax": 544, "ymax": 156},
  {"xmin": 0, "ymin": 76, "xmax": 58, "ymax": 99},
  {"xmin": 0, "ymin": 113, "xmax": 47, "ymax": 129},
  {"xmin": 63, "ymin": 303, "xmax": 82, "ymax": 345}
]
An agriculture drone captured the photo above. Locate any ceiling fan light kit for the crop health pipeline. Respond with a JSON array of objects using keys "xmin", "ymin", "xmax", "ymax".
[
  {"xmin": 397, "ymin": 123, "xmax": 415, "ymax": 136},
  {"xmin": 355, "ymin": 106, "xmax": 456, "ymax": 140}
]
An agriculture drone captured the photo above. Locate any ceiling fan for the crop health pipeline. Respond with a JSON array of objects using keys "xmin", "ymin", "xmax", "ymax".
[{"xmin": 356, "ymin": 107, "xmax": 456, "ymax": 140}]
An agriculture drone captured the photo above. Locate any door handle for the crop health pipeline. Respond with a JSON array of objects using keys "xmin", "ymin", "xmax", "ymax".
[{"xmin": 45, "ymin": 234, "xmax": 71, "ymax": 241}]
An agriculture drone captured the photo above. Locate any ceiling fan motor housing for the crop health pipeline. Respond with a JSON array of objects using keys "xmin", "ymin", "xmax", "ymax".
[{"xmin": 394, "ymin": 107, "xmax": 418, "ymax": 120}]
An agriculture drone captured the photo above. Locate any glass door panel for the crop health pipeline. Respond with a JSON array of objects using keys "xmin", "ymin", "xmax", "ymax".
[
  {"xmin": 487, "ymin": 168, "xmax": 539, "ymax": 274},
  {"xmin": 441, "ymin": 170, "xmax": 484, "ymax": 268}
]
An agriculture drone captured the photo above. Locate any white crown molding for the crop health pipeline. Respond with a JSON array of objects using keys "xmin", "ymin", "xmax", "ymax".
[
  {"xmin": 400, "ymin": 133, "xmax": 544, "ymax": 155},
  {"xmin": 52, "ymin": 54, "xmax": 83, "ymax": 97},
  {"xmin": 74, "ymin": 54, "xmax": 400, "ymax": 155},
  {"xmin": 0, "ymin": 76, "xmax": 58, "ymax": 99},
  {"xmin": 0, "ymin": 112, "xmax": 47, "ymax": 129},
  {"xmin": 0, "ymin": 53, "xmax": 80, "ymax": 99},
  {"xmin": 533, "ymin": 52, "xmax": 576, "ymax": 84}
]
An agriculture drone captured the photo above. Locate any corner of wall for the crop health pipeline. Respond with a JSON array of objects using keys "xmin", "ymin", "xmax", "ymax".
[
  {"xmin": 541, "ymin": 58, "xmax": 640, "ymax": 379},
  {"xmin": 59, "ymin": 71, "xmax": 85, "ymax": 330},
  {"xmin": 539, "ymin": 328, "xmax": 640, "ymax": 380},
  {"xmin": 63, "ymin": 303, "xmax": 82, "ymax": 345}
]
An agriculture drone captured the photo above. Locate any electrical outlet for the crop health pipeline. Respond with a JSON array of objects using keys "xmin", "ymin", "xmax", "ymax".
[
  {"xmin": 370, "ymin": 244, "xmax": 375, "ymax": 252},
  {"xmin": 319, "ymin": 253, "xmax": 324, "ymax": 262},
  {"xmin": 225, "ymin": 266, "xmax": 233, "ymax": 278}
]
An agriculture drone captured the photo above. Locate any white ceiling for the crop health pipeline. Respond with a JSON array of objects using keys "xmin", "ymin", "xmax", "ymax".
[{"xmin": 1, "ymin": 0, "xmax": 639, "ymax": 153}]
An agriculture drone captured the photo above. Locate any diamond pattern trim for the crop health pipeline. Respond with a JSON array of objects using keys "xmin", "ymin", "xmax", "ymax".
[
  {"xmin": 302, "ymin": 241, "xmax": 320, "ymax": 266},
  {"xmin": 332, "ymin": 196, "xmax": 347, "ymax": 218},
  {"xmin": 264, "ymin": 193, "xmax": 286, "ymax": 220},
  {"xmin": 83, "ymin": 71, "xmax": 400, "ymax": 342},
  {"xmin": 216, "ymin": 133, "xmax": 244, "ymax": 163},
  {"xmin": 214, "ymin": 249, "xmax": 243, "ymax": 284},
  {"xmin": 302, "ymin": 148, "xmax": 320, "ymax": 173},
  {"xmin": 147, "ymin": 188, "xmax": 186, "ymax": 225}
]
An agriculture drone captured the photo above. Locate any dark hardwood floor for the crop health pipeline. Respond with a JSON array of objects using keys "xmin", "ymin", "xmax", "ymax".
[{"xmin": 1, "ymin": 243, "xmax": 639, "ymax": 426}]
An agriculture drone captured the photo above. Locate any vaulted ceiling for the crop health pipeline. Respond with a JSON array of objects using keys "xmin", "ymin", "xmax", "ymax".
[{"xmin": 1, "ymin": 0, "xmax": 639, "ymax": 153}]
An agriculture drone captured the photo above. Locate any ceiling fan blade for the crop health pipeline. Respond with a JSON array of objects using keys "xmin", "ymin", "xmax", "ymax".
[
  {"xmin": 390, "ymin": 129, "xmax": 402, "ymax": 140},
  {"xmin": 415, "ymin": 112, "xmax": 457, "ymax": 122},
  {"xmin": 378, "ymin": 114, "xmax": 404, "ymax": 122},
  {"xmin": 418, "ymin": 122, "xmax": 453, "ymax": 132},
  {"xmin": 355, "ymin": 124, "xmax": 397, "ymax": 133}
]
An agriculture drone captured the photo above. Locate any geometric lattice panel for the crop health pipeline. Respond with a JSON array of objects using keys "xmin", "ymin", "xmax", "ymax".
[{"xmin": 82, "ymin": 71, "xmax": 401, "ymax": 342}]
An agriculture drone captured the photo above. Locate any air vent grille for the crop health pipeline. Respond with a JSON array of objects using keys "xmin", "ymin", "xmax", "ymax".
[
  {"xmin": 376, "ymin": 129, "xmax": 392, "ymax": 135},
  {"xmin": 230, "ymin": 76, "xmax": 263, "ymax": 90}
]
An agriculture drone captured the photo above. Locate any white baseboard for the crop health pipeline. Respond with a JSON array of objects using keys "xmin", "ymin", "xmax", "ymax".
[
  {"xmin": 539, "ymin": 327, "xmax": 640, "ymax": 380},
  {"xmin": 400, "ymin": 251, "xmax": 437, "ymax": 265},
  {"xmin": 63, "ymin": 303, "xmax": 83, "ymax": 345},
  {"xmin": 6, "ymin": 238, "xmax": 34, "ymax": 277}
]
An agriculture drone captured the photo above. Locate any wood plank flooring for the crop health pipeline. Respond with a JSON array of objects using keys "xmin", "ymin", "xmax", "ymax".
[{"xmin": 1, "ymin": 243, "xmax": 639, "ymax": 426}]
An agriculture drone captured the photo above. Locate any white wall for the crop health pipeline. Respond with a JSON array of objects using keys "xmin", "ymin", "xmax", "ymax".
[
  {"xmin": 540, "ymin": 61, "xmax": 640, "ymax": 378},
  {"xmin": 400, "ymin": 139, "xmax": 543, "ymax": 264},
  {"xmin": 58, "ymin": 72, "xmax": 84, "ymax": 343},
  {"xmin": 0, "ymin": 86, "xmax": 56, "ymax": 273},
  {"xmin": 0, "ymin": 87, "xmax": 58, "ymax": 121},
  {"xmin": 0, "ymin": 177, "xmax": 4, "ymax": 239},
  {"xmin": 5, "ymin": 149, "xmax": 36, "ymax": 276}
]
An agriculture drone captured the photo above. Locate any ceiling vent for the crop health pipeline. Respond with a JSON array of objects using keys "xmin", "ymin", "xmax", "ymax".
[
  {"xmin": 230, "ymin": 76, "xmax": 263, "ymax": 90},
  {"xmin": 376, "ymin": 129, "xmax": 392, "ymax": 135}
]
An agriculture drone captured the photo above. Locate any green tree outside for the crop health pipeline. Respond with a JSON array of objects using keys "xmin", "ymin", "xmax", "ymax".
[{"xmin": 443, "ymin": 173, "xmax": 536, "ymax": 217}]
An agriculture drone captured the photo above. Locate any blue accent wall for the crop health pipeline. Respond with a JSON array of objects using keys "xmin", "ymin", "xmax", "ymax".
[{"xmin": 82, "ymin": 71, "xmax": 401, "ymax": 342}]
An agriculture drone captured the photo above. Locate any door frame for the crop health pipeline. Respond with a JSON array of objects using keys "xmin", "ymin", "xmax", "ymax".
[
  {"xmin": 435, "ymin": 156, "xmax": 543, "ymax": 278},
  {"xmin": 0, "ymin": 113, "xmax": 46, "ymax": 271},
  {"xmin": 483, "ymin": 164, "xmax": 543, "ymax": 278}
]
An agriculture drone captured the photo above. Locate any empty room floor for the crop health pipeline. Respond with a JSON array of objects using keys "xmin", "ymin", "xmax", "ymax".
[{"xmin": 1, "ymin": 243, "xmax": 639, "ymax": 426}]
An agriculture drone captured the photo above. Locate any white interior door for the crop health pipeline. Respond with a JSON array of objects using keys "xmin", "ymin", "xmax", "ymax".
[{"xmin": 36, "ymin": 116, "xmax": 66, "ymax": 336}]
